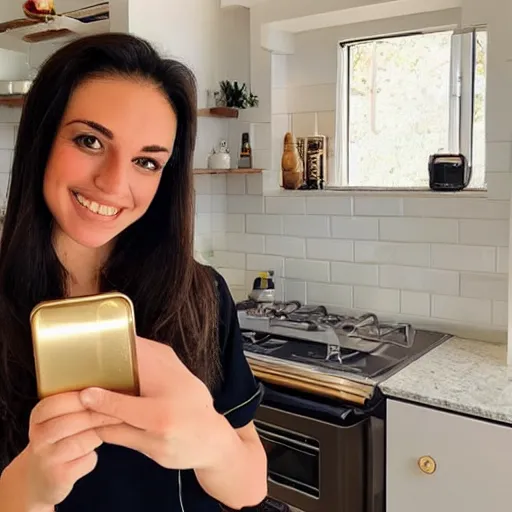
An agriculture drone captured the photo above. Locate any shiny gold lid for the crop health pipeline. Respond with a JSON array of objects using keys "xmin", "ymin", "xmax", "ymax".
[{"xmin": 30, "ymin": 292, "xmax": 140, "ymax": 399}]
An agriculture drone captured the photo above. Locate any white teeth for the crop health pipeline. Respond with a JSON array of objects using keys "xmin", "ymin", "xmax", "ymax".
[{"xmin": 75, "ymin": 193, "xmax": 119, "ymax": 217}]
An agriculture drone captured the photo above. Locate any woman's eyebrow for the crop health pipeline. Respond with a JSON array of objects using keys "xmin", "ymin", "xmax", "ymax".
[
  {"xmin": 65, "ymin": 119, "xmax": 170, "ymax": 153},
  {"xmin": 66, "ymin": 119, "xmax": 113, "ymax": 139}
]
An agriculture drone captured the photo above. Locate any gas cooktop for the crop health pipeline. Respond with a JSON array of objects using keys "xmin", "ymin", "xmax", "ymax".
[{"xmin": 237, "ymin": 300, "xmax": 451, "ymax": 404}]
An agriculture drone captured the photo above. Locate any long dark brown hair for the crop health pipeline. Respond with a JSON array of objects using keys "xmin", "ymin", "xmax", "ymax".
[{"xmin": 0, "ymin": 33, "xmax": 219, "ymax": 469}]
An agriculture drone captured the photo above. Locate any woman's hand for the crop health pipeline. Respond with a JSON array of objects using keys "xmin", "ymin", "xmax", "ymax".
[
  {"xmin": 79, "ymin": 337, "xmax": 224, "ymax": 470},
  {"xmin": 1, "ymin": 392, "xmax": 121, "ymax": 510}
]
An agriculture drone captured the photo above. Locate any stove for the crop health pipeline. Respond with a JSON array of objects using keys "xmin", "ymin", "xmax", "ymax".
[
  {"xmin": 238, "ymin": 300, "xmax": 451, "ymax": 406},
  {"xmin": 238, "ymin": 299, "xmax": 451, "ymax": 512}
]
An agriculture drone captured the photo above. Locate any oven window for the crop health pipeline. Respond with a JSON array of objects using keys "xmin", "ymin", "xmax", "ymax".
[{"xmin": 255, "ymin": 421, "xmax": 320, "ymax": 498}]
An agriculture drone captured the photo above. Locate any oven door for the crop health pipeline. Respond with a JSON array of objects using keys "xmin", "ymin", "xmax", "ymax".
[{"xmin": 254, "ymin": 386, "xmax": 380, "ymax": 512}]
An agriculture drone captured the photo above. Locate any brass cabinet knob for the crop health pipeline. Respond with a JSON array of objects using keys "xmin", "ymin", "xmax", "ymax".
[{"xmin": 418, "ymin": 455, "xmax": 437, "ymax": 474}]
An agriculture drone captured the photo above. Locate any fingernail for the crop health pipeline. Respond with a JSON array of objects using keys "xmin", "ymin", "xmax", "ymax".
[{"xmin": 80, "ymin": 387, "xmax": 101, "ymax": 406}]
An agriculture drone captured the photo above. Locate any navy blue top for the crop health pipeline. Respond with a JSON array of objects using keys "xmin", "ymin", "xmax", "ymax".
[{"xmin": 58, "ymin": 271, "xmax": 262, "ymax": 511}]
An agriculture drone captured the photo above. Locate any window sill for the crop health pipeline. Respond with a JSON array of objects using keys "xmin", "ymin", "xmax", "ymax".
[{"xmin": 264, "ymin": 187, "xmax": 488, "ymax": 198}]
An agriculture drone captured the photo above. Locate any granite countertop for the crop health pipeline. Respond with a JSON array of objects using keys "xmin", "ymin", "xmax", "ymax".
[{"xmin": 379, "ymin": 337, "xmax": 512, "ymax": 425}]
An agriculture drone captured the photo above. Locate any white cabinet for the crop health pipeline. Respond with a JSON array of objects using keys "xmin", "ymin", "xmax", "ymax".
[{"xmin": 387, "ymin": 399, "xmax": 512, "ymax": 512}]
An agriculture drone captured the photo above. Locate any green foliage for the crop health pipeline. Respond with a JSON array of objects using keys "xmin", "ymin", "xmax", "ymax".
[{"xmin": 216, "ymin": 80, "xmax": 259, "ymax": 109}]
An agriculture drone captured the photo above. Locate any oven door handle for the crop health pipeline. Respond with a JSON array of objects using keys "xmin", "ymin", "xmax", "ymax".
[{"xmin": 257, "ymin": 429, "xmax": 319, "ymax": 455}]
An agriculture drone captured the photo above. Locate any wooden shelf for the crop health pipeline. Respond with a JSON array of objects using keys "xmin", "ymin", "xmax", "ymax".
[
  {"xmin": 0, "ymin": 96, "xmax": 25, "ymax": 108},
  {"xmin": 197, "ymin": 107, "xmax": 239, "ymax": 119},
  {"xmin": 194, "ymin": 168, "xmax": 262, "ymax": 175},
  {"xmin": 0, "ymin": 3, "xmax": 109, "ymax": 50}
]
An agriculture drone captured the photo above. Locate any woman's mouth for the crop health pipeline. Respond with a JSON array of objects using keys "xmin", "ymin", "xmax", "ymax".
[{"xmin": 73, "ymin": 192, "xmax": 120, "ymax": 217}]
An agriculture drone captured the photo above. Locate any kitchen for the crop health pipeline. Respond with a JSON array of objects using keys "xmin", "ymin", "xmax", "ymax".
[{"xmin": 0, "ymin": 0, "xmax": 511, "ymax": 511}]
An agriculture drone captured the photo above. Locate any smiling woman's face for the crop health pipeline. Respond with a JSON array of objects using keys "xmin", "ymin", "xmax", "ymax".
[{"xmin": 43, "ymin": 76, "xmax": 177, "ymax": 249}]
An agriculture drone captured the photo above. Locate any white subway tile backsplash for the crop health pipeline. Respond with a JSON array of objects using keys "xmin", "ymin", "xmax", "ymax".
[
  {"xmin": 331, "ymin": 217, "xmax": 379, "ymax": 240},
  {"xmin": 227, "ymin": 195, "xmax": 264, "ymax": 214},
  {"xmin": 460, "ymin": 273, "xmax": 508, "ymax": 301},
  {"xmin": 306, "ymin": 196, "xmax": 352, "ymax": 215},
  {"xmin": 317, "ymin": 111, "xmax": 335, "ymax": 140},
  {"xmin": 247, "ymin": 254, "xmax": 285, "ymax": 276},
  {"xmin": 285, "ymin": 258, "xmax": 330, "ymax": 282},
  {"xmin": 431, "ymin": 295, "xmax": 492, "ymax": 325},
  {"xmin": 246, "ymin": 214, "xmax": 283, "ymax": 234},
  {"xmin": 253, "ymin": 149, "xmax": 272, "ymax": 170},
  {"xmin": 380, "ymin": 265, "xmax": 459, "ymax": 295},
  {"xmin": 284, "ymin": 280, "xmax": 306, "ymax": 303},
  {"xmin": 194, "ymin": 175, "xmax": 212, "ymax": 194},
  {"xmin": 354, "ymin": 197, "xmax": 403, "ymax": 216},
  {"xmin": 211, "ymin": 175, "xmax": 227, "ymax": 194},
  {"xmin": 0, "ymin": 125, "xmax": 14, "ymax": 149},
  {"xmin": 306, "ymin": 239, "xmax": 353, "ymax": 262},
  {"xmin": 211, "ymin": 195, "xmax": 227, "ymax": 213},
  {"xmin": 251, "ymin": 123, "xmax": 271, "ymax": 150},
  {"xmin": 403, "ymin": 198, "xmax": 509, "ymax": 220},
  {"xmin": 291, "ymin": 113, "xmax": 316, "ymax": 137},
  {"xmin": 283, "ymin": 215, "xmax": 330, "ymax": 237},
  {"xmin": 380, "ymin": 218, "xmax": 458, "ymax": 243},
  {"xmin": 288, "ymin": 84, "xmax": 337, "ymax": 113},
  {"xmin": 226, "ymin": 233, "xmax": 265, "ymax": 253},
  {"xmin": 486, "ymin": 142, "xmax": 512, "ymax": 172},
  {"xmin": 211, "ymin": 251, "xmax": 246, "ymax": 269},
  {"xmin": 227, "ymin": 174, "xmax": 246, "ymax": 194},
  {"xmin": 195, "ymin": 195, "xmax": 211, "ymax": 214},
  {"xmin": 195, "ymin": 214, "xmax": 211, "ymax": 235},
  {"xmin": 266, "ymin": 235, "xmax": 306, "ymax": 258},
  {"xmin": 497, "ymin": 247, "xmax": 508, "ymax": 274},
  {"xmin": 486, "ymin": 172, "xmax": 512, "ymax": 201},
  {"xmin": 307, "ymin": 282, "xmax": 352, "ymax": 308},
  {"xmin": 246, "ymin": 173, "xmax": 263, "ymax": 195},
  {"xmin": 0, "ymin": 149, "xmax": 12, "ymax": 174},
  {"xmin": 354, "ymin": 286, "xmax": 400, "ymax": 313},
  {"xmin": 492, "ymin": 301, "xmax": 507, "ymax": 327},
  {"xmin": 459, "ymin": 219, "xmax": 509, "ymax": 246},
  {"xmin": 211, "ymin": 213, "xmax": 227, "ymax": 233},
  {"xmin": 266, "ymin": 196, "xmax": 306, "ymax": 214},
  {"xmin": 331, "ymin": 262, "xmax": 378, "ymax": 286},
  {"xmin": 222, "ymin": 214, "xmax": 243, "ymax": 233},
  {"xmin": 355, "ymin": 241, "xmax": 430, "ymax": 267},
  {"xmin": 217, "ymin": 268, "xmax": 246, "ymax": 287},
  {"xmin": 401, "ymin": 291, "xmax": 430, "ymax": 317},
  {"xmin": 431, "ymin": 244, "xmax": 496, "ymax": 272}
]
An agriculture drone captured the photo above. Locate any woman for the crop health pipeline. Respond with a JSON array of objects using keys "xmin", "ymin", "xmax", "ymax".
[{"xmin": 0, "ymin": 32, "xmax": 267, "ymax": 511}]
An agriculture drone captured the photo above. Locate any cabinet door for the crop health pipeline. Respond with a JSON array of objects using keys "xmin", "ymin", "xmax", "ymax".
[{"xmin": 387, "ymin": 399, "xmax": 512, "ymax": 512}]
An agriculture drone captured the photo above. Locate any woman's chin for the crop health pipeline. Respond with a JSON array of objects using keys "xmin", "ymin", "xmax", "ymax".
[{"xmin": 65, "ymin": 228, "xmax": 118, "ymax": 250}]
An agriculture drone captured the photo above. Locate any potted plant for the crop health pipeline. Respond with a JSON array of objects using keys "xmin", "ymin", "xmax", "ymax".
[{"xmin": 215, "ymin": 80, "xmax": 259, "ymax": 109}]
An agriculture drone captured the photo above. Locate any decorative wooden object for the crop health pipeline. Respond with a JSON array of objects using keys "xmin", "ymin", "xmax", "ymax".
[{"xmin": 281, "ymin": 132, "xmax": 304, "ymax": 190}]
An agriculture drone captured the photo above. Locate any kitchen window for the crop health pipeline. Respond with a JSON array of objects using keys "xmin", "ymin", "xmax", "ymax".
[{"xmin": 334, "ymin": 28, "xmax": 487, "ymax": 189}]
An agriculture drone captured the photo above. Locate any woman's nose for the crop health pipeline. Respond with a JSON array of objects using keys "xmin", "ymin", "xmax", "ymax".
[{"xmin": 93, "ymin": 153, "xmax": 130, "ymax": 195}]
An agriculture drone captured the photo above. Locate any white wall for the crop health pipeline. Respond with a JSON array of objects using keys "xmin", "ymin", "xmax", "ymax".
[{"xmin": 208, "ymin": 0, "xmax": 512, "ymax": 343}]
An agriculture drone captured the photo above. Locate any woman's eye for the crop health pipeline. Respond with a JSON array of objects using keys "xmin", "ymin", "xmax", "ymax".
[
  {"xmin": 135, "ymin": 157, "xmax": 161, "ymax": 172},
  {"xmin": 74, "ymin": 135, "xmax": 102, "ymax": 150}
]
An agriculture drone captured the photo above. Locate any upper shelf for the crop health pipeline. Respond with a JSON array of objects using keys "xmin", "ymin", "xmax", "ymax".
[
  {"xmin": 0, "ymin": 96, "xmax": 243, "ymax": 119},
  {"xmin": 0, "ymin": 3, "xmax": 109, "ymax": 51}
]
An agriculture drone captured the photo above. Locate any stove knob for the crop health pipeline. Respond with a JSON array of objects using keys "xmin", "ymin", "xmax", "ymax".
[{"xmin": 418, "ymin": 455, "xmax": 436, "ymax": 474}]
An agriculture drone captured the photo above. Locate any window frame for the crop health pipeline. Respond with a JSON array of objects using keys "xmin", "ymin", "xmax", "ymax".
[{"xmin": 332, "ymin": 25, "xmax": 487, "ymax": 190}]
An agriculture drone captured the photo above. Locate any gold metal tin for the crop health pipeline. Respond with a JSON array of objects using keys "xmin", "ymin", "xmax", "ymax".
[{"xmin": 30, "ymin": 292, "xmax": 140, "ymax": 399}]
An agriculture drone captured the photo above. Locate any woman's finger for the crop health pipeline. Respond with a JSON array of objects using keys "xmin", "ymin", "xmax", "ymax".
[
  {"xmin": 36, "ymin": 410, "xmax": 123, "ymax": 445},
  {"xmin": 49, "ymin": 429, "xmax": 103, "ymax": 465},
  {"xmin": 80, "ymin": 388, "xmax": 164, "ymax": 430},
  {"xmin": 95, "ymin": 424, "xmax": 155, "ymax": 458},
  {"xmin": 30, "ymin": 392, "xmax": 85, "ymax": 426}
]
